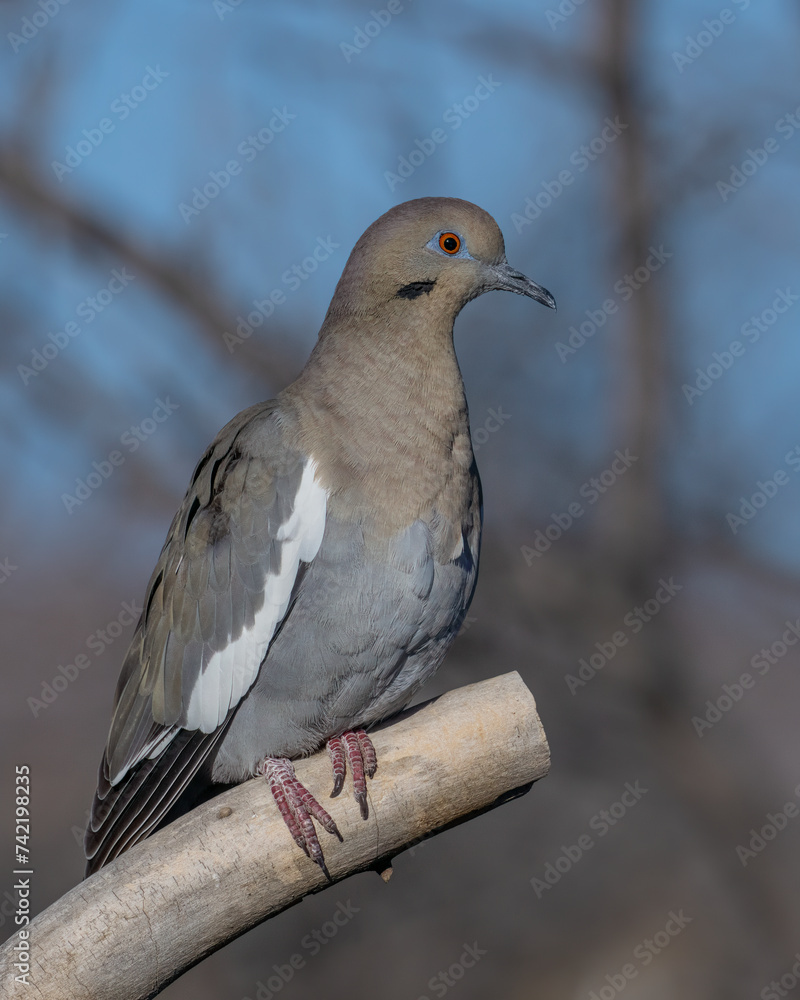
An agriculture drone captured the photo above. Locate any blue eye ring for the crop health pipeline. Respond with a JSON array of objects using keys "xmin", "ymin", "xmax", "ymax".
[{"xmin": 426, "ymin": 230, "xmax": 473, "ymax": 259}]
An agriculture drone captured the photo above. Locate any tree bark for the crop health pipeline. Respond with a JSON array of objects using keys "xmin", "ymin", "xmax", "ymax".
[{"xmin": 1, "ymin": 672, "xmax": 549, "ymax": 1000}]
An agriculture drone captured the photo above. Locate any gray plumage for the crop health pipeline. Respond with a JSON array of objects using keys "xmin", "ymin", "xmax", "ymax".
[{"xmin": 85, "ymin": 197, "xmax": 555, "ymax": 876}]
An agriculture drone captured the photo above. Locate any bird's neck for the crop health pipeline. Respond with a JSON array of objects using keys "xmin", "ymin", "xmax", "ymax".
[{"xmin": 283, "ymin": 309, "xmax": 474, "ymax": 530}]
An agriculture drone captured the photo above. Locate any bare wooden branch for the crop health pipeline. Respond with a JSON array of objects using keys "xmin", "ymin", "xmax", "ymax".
[{"xmin": 0, "ymin": 672, "xmax": 549, "ymax": 1000}]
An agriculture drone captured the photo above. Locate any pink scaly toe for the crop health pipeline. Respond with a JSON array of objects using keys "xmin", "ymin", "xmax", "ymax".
[
  {"xmin": 327, "ymin": 728, "xmax": 378, "ymax": 820},
  {"xmin": 259, "ymin": 756, "xmax": 342, "ymax": 879}
]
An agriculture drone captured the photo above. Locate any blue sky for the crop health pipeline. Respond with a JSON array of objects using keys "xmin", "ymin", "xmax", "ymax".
[{"xmin": 1, "ymin": 0, "xmax": 799, "ymax": 576}]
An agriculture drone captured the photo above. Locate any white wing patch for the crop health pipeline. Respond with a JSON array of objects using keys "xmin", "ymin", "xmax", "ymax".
[{"xmin": 181, "ymin": 457, "xmax": 328, "ymax": 733}]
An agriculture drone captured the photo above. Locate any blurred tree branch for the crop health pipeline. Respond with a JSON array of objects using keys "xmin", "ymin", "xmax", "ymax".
[
  {"xmin": 0, "ymin": 149, "xmax": 299, "ymax": 392},
  {"xmin": 585, "ymin": 2, "xmax": 795, "ymax": 987}
]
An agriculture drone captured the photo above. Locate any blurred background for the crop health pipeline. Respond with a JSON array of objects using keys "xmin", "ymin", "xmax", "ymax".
[{"xmin": 2, "ymin": 0, "xmax": 800, "ymax": 996}]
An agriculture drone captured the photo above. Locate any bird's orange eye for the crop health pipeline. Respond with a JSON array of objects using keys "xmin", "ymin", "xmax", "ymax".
[{"xmin": 438, "ymin": 232, "xmax": 461, "ymax": 254}]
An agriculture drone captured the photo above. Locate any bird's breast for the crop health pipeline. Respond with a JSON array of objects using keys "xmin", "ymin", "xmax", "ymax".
[{"xmin": 315, "ymin": 408, "xmax": 477, "ymax": 538}]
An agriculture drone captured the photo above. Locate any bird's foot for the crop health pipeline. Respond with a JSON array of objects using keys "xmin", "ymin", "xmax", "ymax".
[
  {"xmin": 259, "ymin": 730, "xmax": 376, "ymax": 877},
  {"xmin": 327, "ymin": 729, "xmax": 378, "ymax": 820},
  {"xmin": 259, "ymin": 756, "xmax": 342, "ymax": 879}
]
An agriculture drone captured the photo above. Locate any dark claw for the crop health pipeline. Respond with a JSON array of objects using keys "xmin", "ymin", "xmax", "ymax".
[
  {"xmin": 327, "ymin": 735, "xmax": 346, "ymax": 798},
  {"xmin": 262, "ymin": 756, "xmax": 341, "ymax": 874},
  {"xmin": 325, "ymin": 729, "xmax": 377, "ymax": 820}
]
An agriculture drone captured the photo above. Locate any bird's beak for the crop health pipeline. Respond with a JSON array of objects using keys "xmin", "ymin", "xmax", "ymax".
[{"xmin": 487, "ymin": 259, "xmax": 557, "ymax": 310}]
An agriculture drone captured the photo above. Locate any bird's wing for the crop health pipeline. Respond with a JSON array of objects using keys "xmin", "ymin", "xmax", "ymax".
[{"xmin": 85, "ymin": 402, "xmax": 327, "ymax": 873}]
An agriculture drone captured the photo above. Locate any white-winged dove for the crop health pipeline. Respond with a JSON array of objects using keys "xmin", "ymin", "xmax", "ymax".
[{"xmin": 85, "ymin": 197, "xmax": 555, "ymax": 878}]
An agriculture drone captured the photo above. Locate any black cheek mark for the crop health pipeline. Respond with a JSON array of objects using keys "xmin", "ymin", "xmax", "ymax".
[{"xmin": 396, "ymin": 280, "xmax": 436, "ymax": 300}]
